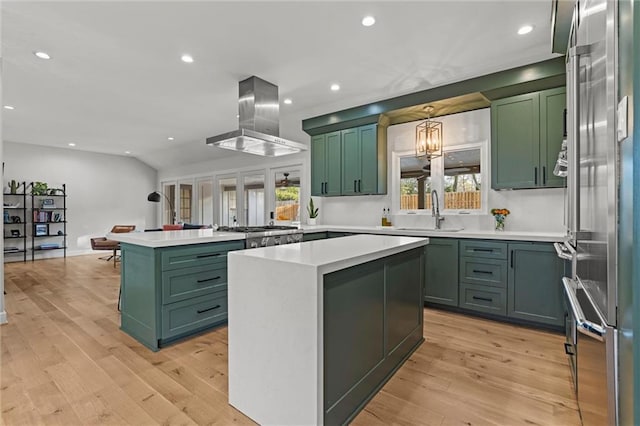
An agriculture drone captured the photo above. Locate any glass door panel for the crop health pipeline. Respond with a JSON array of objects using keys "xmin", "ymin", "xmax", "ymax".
[
  {"xmin": 197, "ymin": 179, "xmax": 214, "ymax": 226},
  {"xmin": 162, "ymin": 183, "xmax": 176, "ymax": 224},
  {"xmin": 219, "ymin": 177, "xmax": 237, "ymax": 227},
  {"xmin": 243, "ymin": 174, "xmax": 264, "ymax": 226},
  {"xmin": 179, "ymin": 183, "xmax": 193, "ymax": 224},
  {"xmin": 274, "ymin": 170, "xmax": 300, "ymax": 222}
]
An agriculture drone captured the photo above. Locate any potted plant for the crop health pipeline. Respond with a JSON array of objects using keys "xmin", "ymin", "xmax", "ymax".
[{"xmin": 307, "ymin": 197, "xmax": 319, "ymax": 225}]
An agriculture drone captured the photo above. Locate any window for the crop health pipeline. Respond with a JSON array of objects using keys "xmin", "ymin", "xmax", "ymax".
[
  {"xmin": 274, "ymin": 170, "xmax": 300, "ymax": 223},
  {"xmin": 394, "ymin": 142, "xmax": 486, "ymax": 214}
]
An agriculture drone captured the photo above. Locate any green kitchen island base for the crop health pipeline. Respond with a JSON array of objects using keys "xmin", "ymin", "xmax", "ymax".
[{"xmin": 228, "ymin": 234, "xmax": 428, "ymax": 425}]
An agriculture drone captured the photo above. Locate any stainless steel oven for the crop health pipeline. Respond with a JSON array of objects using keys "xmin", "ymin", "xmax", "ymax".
[
  {"xmin": 218, "ymin": 225, "xmax": 303, "ymax": 248},
  {"xmin": 563, "ymin": 277, "xmax": 617, "ymax": 426}
]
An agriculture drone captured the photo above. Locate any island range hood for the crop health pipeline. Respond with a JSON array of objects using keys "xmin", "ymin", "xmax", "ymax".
[{"xmin": 206, "ymin": 76, "xmax": 307, "ymax": 157}]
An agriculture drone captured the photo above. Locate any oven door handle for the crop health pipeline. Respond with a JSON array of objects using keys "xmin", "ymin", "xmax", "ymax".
[{"xmin": 562, "ymin": 277, "xmax": 606, "ymax": 342}]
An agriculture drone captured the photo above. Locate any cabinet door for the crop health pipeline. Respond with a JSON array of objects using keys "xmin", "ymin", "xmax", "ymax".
[
  {"xmin": 540, "ymin": 87, "xmax": 567, "ymax": 188},
  {"xmin": 325, "ymin": 131, "xmax": 342, "ymax": 196},
  {"xmin": 507, "ymin": 243, "xmax": 564, "ymax": 326},
  {"xmin": 311, "ymin": 134, "xmax": 326, "ymax": 196},
  {"xmin": 491, "ymin": 93, "xmax": 540, "ymax": 189},
  {"xmin": 358, "ymin": 124, "xmax": 378, "ymax": 194},
  {"xmin": 341, "ymin": 128, "xmax": 360, "ymax": 195},
  {"xmin": 424, "ymin": 238, "xmax": 459, "ymax": 306}
]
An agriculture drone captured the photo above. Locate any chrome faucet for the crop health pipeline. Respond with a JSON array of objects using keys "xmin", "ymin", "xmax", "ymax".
[{"xmin": 431, "ymin": 190, "xmax": 445, "ymax": 229}]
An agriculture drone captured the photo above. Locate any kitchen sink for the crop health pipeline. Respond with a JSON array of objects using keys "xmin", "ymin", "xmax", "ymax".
[{"xmin": 395, "ymin": 227, "xmax": 464, "ymax": 232}]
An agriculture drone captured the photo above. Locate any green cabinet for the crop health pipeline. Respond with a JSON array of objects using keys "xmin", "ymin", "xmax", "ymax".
[
  {"xmin": 302, "ymin": 231, "xmax": 327, "ymax": 241},
  {"xmin": 507, "ymin": 242, "xmax": 564, "ymax": 326},
  {"xmin": 424, "ymin": 238, "xmax": 459, "ymax": 306},
  {"xmin": 458, "ymin": 240, "xmax": 508, "ymax": 315},
  {"xmin": 120, "ymin": 240, "xmax": 244, "ymax": 351},
  {"xmin": 311, "ymin": 131, "xmax": 342, "ymax": 196},
  {"xmin": 341, "ymin": 124, "xmax": 379, "ymax": 195},
  {"xmin": 323, "ymin": 248, "xmax": 423, "ymax": 425},
  {"xmin": 311, "ymin": 124, "xmax": 386, "ymax": 197},
  {"xmin": 491, "ymin": 87, "xmax": 566, "ymax": 189}
]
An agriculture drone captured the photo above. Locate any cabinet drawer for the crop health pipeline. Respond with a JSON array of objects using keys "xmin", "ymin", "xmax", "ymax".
[
  {"xmin": 160, "ymin": 241, "xmax": 243, "ymax": 271},
  {"xmin": 162, "ymin": 265, "xmax": 227, "ymax": 305},
  {"xmin": 459, "ymin": 283, "xmax": 506, "ymax": 315},
  {"xmin": 161, "ymin": 293, "xmax": 228, "ymax": 339},
  {"xmin": 459, "ymin": 257, "xmax": 507, "ymax": 288},
  {"xmin": 459, "ymin": 240, "xmax": 507, "ymax": 259}
]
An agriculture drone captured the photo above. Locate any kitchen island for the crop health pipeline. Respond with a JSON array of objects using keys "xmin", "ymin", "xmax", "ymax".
[
  {"xmin": 111, "ymin": 229, "xmax": 246, "ymax": 351},
  {"xmin": 227, "ymin": 234, "xmax": 429, "ymax": 425}
]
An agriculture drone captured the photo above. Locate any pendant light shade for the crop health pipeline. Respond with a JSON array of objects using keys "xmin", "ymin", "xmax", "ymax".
[{"xmin": 416, "ymin": 106, "xmax": 443, "ymax": 159}]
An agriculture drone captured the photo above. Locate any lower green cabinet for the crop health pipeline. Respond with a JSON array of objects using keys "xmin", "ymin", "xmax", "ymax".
[
  {"xmin": 507, "ymin": 242, "xmax": 564, "ymax": 326},
  {"xmin": 120, "ymin": 240, "xmax": 244, "ymax": 351},
  {"xmin": 424, "ymin": 238, "xmax": 459, "ymax": 306},
  {"xmin": 425, "ymin": 237, "xmax": 564, "ymax": 329},
  {"xmin": 323, "ymin": 248, "xmax": 424, "ymax": 425},
  {"xmin": 302, "ymin": 232, "xmax": 328, "ymax": 241}
]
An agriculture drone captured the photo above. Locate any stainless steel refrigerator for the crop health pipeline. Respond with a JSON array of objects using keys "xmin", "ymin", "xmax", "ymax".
[{"xmin": 555, "ymin": 0, "xmax": 619, "ymax": 424}]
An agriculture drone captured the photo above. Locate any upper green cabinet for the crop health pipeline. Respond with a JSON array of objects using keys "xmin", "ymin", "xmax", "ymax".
[
  {"xmin": 311, "ymin": 131, "xmax": 342, "ymax": 196},
  {"xmin": 311, "ymin": 124, "xmax": 386, "ymax": 196},
  {"xmin": 491, "ymin": 87, "xmax": 566, "ymax": 189}
]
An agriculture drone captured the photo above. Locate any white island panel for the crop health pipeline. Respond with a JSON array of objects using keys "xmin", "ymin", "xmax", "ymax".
[{"xmin": 108, "ymin": 229, "xmax": 245, "ymax": 247}]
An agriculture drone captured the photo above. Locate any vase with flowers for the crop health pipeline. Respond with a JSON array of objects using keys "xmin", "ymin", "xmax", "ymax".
[{"xmin": 491, "ymin": 208, "xmax": 510, "ymax": 231}]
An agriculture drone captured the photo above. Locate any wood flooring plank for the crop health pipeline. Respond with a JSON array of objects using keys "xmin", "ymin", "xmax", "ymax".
[{"xmin": 2, "ymin": 255, "xmax": 580, "ymax": 426}]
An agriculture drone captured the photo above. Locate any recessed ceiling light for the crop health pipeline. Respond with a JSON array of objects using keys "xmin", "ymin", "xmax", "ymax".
[
  {"xmin": 34, "ymin": 51, "xmax": 51, "ymax": 60},
  {"xmin": 3, "ymin": 105, "xmax": 15, "ymax": 110},
  {"xmin": 283, "ymin": 98, "xmax": 292, "ymax": 105},
  {"xmin": 518, "ymin": 25, "xmax": 534, "ymax": 35},
  {"xmin": 362, "ymin": 16, "xmax": 376, "ymax": 27},
  {"xmin": 330, "ymin": 84, "xmax": 340, "ymax": 91},
  {"xmin": 181, "ymin": 54, "xmax": 194, "ymax": 63},
  {"xmin": 167, "ymin": 137, "xmax": 174, "ymax": 141},
  {"xmin": 68, "ymin": 143, "xmax": 76, "ymax": 147},
  {"xmin": 236, "ymin": 114, "xmax": 240, "ymax": 118},
  {"xmin": 125, "ymin": 151, "xmax": 131, "ymax": 155}
]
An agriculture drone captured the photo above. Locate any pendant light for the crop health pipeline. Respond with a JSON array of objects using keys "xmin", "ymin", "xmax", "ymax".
[{"xmin": 415, "ymin": 106, "xmax": 443, "ymax": 160}]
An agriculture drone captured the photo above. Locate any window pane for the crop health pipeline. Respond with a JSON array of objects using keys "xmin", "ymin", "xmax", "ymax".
[
  {"xmin": 274, "ymin": 170, "xmax": 300, "ymax": 222},
  {"xmin": 219, "ymin": 177, "xmax": 237, "ymax": 226},
  {"xmin": 179, "ymin": 183, "xmax": 193, "ymax": 223},
  {"xmin": 198, "ymin": 180, "xmax": 213, "ymax": 226},
  {"xmin": 400, "ymin": 156, "xmax": 432, "ymax": 210},
  {"xmin": 162, "ymin": 183, "xmax": 176, "ymax": 224},
  {"xmin": 244, "ymin": 174, "xmax": 264, "ymax": 226},
  {"xmin": 443, "ymin": 148, "xmax": 481, "ymax": 210}
]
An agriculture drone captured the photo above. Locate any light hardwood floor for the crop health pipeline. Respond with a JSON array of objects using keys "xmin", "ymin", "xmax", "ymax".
[{"xmin": 1, "ymin": 255, "xmax": 580, "ymax": 425}]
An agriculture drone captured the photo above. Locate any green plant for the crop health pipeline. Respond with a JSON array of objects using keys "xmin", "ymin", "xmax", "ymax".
[
  {"xmin": 31, "ymin": 181, "xmax": 48, "ymax": 195},
  {"xmin": 306, "ymin": 197, "xmax": 319, "ymax": 219}
]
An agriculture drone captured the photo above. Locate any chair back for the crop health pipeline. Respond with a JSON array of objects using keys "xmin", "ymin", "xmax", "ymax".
[{"xmin": 111, "ymin": 225, "xmax": 136, "ymax": 233}]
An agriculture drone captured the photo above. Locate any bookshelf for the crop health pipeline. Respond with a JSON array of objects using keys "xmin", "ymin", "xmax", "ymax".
[
  {"xmin": 3, "ymin": 181, "xmax": 28, "ymax": 262},
  {"xmin": 30, "ymin": 183, "xmax": 67, "ymax": 260}
]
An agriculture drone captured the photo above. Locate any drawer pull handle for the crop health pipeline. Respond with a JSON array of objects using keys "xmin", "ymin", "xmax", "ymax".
[
  {"xmin": 472, "ymin": 296, "xmax": 493, "ymax": 302},
  {"xmin": 472, "ymin": 269, "xmax": 492, "ymax": 275},
  {"xmin": 197, "ymin": 276, "xmax": 221, "ymax": 283},
  {"xmin": 564, "ymin": 342, "xmax": 575, "ymax": 356},
  {"xmin": 197, "ymin": 304, "xmax": 221, "ymax": 314},
  {"xmin": 472, "ymin": 248, "xmax": 494, "ymax": 252},
  {"xmin": 197, "ymin": 253, "xmax": 221, "ymax": 258}
]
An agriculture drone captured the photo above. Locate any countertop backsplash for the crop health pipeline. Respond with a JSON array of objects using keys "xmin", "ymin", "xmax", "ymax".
[{"xmin": 317, "ymin": 187, "xmax": 565, "ymax": 234}]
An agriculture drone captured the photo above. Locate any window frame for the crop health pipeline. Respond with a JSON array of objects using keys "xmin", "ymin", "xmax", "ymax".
[{"xmin": 392, "ymin": 141, "xmax": 488, "ymax": 216}]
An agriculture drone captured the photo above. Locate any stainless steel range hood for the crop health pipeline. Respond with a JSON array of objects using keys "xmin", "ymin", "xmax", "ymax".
[{"xmin": 206, "ymin": 76, "xmax": 307, "ymax": 157}]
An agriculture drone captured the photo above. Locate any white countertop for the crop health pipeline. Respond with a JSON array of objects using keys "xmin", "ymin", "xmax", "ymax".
[
  {"xmin": 300, "ymin": 224, "xmax": 566, "ymax": 242},
  {"xmin": 108, "ymin": 229, "xmax": 245, "ymax": 248},
  {"xmin": 108, "ymin": 224, "xmax": 565, "ymax": 248},
  {"xmin": 229, "ymin": 234, "xmax": 428, "ymax": 275}
]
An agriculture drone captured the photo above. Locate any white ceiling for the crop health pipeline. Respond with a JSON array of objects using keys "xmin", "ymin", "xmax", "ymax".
[{"xmin": 2, "ymin": 1, "xmax": 558, "ymax": 170}]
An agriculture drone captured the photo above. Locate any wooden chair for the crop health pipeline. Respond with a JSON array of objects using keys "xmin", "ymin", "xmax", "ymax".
[{"xmin": 90, "ymin": 225, "xmax": 135, "ymax": 267}]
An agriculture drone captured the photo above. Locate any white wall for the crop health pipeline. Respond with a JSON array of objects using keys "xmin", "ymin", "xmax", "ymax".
[
  {"xmin": 3, "ymin": 141, "xmax": 158, "ymax": 259},
  {"xmin": 319, "ymin": 108, "xmax": 565, "ymax": 233}
]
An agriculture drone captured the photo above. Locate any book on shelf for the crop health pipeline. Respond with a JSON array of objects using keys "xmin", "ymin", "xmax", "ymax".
[
  {"xmin": 4, "ymin": 246, "xmax": 20, "ymax": 252},
  {"xmin": 39, "ymin": 243, "xmax": 60, "ymax": 249},
  {"xmin": 33, "ymin": 209, "xmax": 63, "ymax": 223}
]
